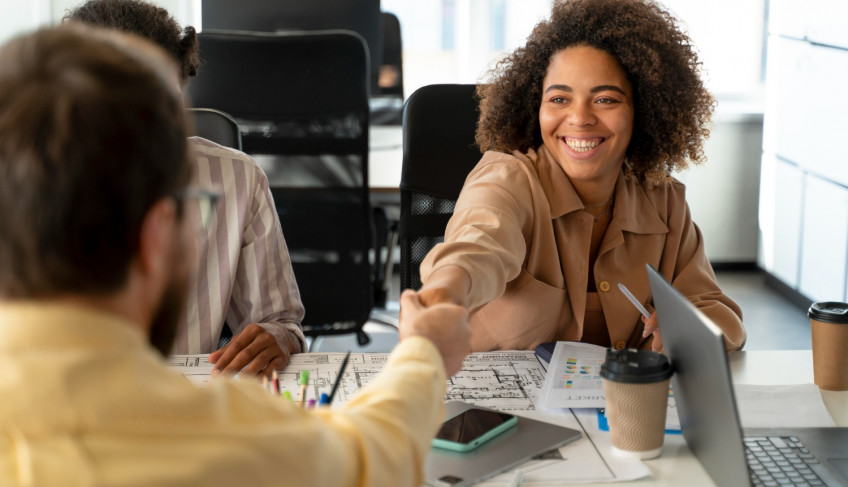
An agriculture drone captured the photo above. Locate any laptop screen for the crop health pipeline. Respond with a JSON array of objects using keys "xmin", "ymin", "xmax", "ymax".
[{"xmin": 646, "ymin": 264, "xmax": 751, "ymax": 487}]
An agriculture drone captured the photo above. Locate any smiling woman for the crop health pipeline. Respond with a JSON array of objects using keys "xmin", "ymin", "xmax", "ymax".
[
  {"xmin": 417, "ymin": 0, "xmax": 747, "ymax": 355},
  {"xmin": 538, "ymin": 46, "xmax": 634, "ymax": 204}
]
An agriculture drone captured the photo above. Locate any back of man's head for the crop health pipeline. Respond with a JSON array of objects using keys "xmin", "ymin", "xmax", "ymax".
[
  {"xmin": 0, "ymin": 25, "xmax": 191, "ymax": 298},
  {"xmin": 65, "ymin": 0, "xmax": 200, "ymax": 85}
]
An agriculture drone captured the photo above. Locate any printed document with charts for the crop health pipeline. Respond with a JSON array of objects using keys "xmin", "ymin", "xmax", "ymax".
[
  {"xmin": 537, "ymin": 342, "xmax": 610, "ymax": 409},
  {"xmin": 537, "ymin": 342, "xmax": 681, "ymax": 431}
]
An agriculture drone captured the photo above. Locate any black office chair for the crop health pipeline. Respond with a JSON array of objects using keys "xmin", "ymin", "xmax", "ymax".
[
  {"xmin": 187, "ymin": 107, "xmax": 242, "ymax": 151},
  {"xmin": 378, "ymin": 12, "xmax": 403, "ymax": 98},
  {"xmin": 202, "ymin": 0, "xmax": 382, "ymax": 94},
  {"xmin": 399, "ymin": 84, "xmax": 481, "ymax": 292},
  {"xmin": 189, "ymin": 30, "xmax": 374, "ymax": 345},
  {"xmin": 369, "ymin": 12, "xmax": 404, "ymax": 126}
]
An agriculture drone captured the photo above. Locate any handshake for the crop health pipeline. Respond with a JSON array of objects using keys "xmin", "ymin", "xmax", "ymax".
[{"xmin": 398, "ymin": 289, "xmax": 472, "ymax": 377}]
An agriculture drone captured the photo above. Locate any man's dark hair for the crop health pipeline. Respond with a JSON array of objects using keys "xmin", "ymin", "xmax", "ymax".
[
  {"xmin": 0, "ymin": 25, "xmax": 192, "ymax": 297},
  {"xmin": 65, "ymin": 0, "xmax": 200, "ymax": 84}
]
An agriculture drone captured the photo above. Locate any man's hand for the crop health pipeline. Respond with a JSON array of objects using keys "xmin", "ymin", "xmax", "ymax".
[
  {"xmin": 208, "ymin": 323, "xmax": 296, "ymax": 378},
  {"xmin": 642, "ymin": 313, "xmax": 664, "ymax": 353},
  {"xmin": 399, "ymin": 290, "xmax": 471, "ymax": 376}
]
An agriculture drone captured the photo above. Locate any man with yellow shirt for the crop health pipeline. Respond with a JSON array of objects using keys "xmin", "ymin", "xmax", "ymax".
[{"xmin": 0, "ymin": 25, "xmax": 471, "ymax": 487}]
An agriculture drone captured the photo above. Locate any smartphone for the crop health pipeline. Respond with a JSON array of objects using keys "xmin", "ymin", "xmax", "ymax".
[{"xmin": 432, "ymin": 407, "xmax": 518, "ymax": 452}]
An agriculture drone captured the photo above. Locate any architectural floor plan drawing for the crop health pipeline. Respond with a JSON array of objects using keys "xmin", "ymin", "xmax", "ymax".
[
  {"xmin": 167, "ymin": 351, "xmax": 547, "ymax": 411},
  {"xmin": 443, "ymin": 352, "xmax": 546, "ymax": 411},
  {"xmin": 266, "ymin": 351, "xmax": 546, "ymax": 410},
  {"xmin": 167, "ymin": 354, "xmax": 213, "ymax": 385}
]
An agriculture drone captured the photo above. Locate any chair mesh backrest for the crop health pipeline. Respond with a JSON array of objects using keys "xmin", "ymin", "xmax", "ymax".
[
  {"xmin": 400, "ymin": 84, "xmax": 481, "ymax": 291},
  {"xmin": 401, "ymin": 192, "xmax": 454, "ymax": 290},
  {"xmin": 189, "ymin": 30, "xmax": 373, "ymax": 336}
]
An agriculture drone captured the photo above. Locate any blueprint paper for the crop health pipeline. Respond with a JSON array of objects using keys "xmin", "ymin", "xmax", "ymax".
[
  {"xmin": 169, "ymin": 351, "xmax": 547, "ymax": 410},
  {"xmin": 279, "ymin": 351, "xmax": 546, "ymax": 410},
  {"xmin": 168, "ymin": 354, "xmax": 214, "ymax": 385}
]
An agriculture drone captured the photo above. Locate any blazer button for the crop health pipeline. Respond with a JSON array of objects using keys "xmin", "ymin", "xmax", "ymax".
[
  {"xmin": 598, "ymin": 280, "xmax": 611, "ymax": 292},
  {"xmin": 614, "ymin": 341, "xmax": 626, "ymax": 350}
]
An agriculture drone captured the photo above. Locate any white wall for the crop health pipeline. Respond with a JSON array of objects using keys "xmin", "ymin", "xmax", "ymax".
[{"xmin": 676, "ymin": 107, "xmax": 764, "ymax": 263}]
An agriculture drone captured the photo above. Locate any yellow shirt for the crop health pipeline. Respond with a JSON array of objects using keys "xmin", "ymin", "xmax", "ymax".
[
  {"xmin": 421, "ymin": 146, "xmax": 745, "ymax": 352},
  {"xmin": 0, "ymin": 302, "xmax": 446, "ymax": 487}
]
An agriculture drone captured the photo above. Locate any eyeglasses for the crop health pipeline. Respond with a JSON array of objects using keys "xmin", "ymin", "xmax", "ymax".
[{"xmin": 172, "ymin": 188, "xmax": 221, "ymax": 233}]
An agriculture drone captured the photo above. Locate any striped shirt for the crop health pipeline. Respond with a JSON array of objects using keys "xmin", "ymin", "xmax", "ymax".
[{"xmin": 171, "ymin": 137, "xmax": 305, "ymax": 355}]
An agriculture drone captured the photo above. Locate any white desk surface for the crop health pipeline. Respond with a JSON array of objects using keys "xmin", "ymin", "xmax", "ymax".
[
  {"xmin": 369, "ymin": 125, "xmax": 402, "ymax": 191},
  {"xmin": 586, "ymin": 350, "xmax": 847, "ymax": 487}
]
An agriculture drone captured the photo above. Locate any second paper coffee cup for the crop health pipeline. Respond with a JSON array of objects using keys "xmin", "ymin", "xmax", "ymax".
[
  {"xmin": 808, "ymin": 302, "xmax": 848, "ymax": 391},
  {"xmin": 601, "ymin": 348, "xmax": 673, "ymax": 459}
]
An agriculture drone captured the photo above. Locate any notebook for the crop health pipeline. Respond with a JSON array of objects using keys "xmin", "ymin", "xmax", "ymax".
[
  {"xmin": 647, "ymin": 264, "xmax": 848, "ymax": 486},
  {"xmin": 425, "ymin": 401, "xmax": 581, "ymax": 486}
]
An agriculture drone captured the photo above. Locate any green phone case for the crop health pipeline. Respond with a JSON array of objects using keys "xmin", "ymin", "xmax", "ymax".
[{"xmin": 431, "ymin": 412, "xmax": 518, "ymax": 452}]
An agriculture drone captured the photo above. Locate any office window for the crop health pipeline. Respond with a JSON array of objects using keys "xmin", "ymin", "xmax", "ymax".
[
  {"xmin": 0, "ymin": 0, "xmax": 199, "ymax": 42},
  {"xmin": 0, "ymin": 0, "xmax": 49, "ymax": 44},
  {"xmin": 3, "ymin": 0, "xmax": 765, "ymax": 100},
  {"xmin": 383, "ymin": 0, "xmax": 766, "ymax": 99},
  {"xmin": 661, "ymin": 0, "xmax": 767, "ymax": 97},
  {"xmin": 441, "ymin": 0, "xmax": 455, "ymax": 50},
  {"xmin": 489, "ymin": 0, "xmax": 505, "ymax": 51}
]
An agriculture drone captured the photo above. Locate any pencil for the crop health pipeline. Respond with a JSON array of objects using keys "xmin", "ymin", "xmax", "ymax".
[
  {"xmin": 327, "ymin": 351, "xmax": 351, "ymax": 405},
  {"xmin": 298, "ymin": 370, "xmax": 310, "ymax": 408}
]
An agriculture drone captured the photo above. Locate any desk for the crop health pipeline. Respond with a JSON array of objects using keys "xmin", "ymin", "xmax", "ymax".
[
  {"xmin": 729, "ymin": 350, "xmax": 847, "ymax": 426},
  {"xmin": 369, "ymin": 125, "xmax": 402, "ymax": 191},
  {"xmin": 585, "ymin": 350, "xmax": 848, "ymax": 487},
  {"xmin": 168, "ymin": 349, "xmax": 846, "ymax": 486}
]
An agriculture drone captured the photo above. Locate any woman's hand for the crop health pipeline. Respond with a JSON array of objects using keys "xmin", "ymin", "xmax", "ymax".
[
  {"xmin": 642, "ymin": 312, "xmax": 664, "ymax": 353},
  {"xmin": 417, "ymin": 266, "xmax": 471, "ymax": 308},
  {"xmin": 399, "ymin": 290, "xmax": 472, "ymax": 376}
]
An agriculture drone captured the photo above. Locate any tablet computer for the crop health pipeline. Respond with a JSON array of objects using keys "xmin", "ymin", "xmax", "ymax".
[{"xmin": 425, "ymin": 401, "xmax": 582, "ymax": 487}]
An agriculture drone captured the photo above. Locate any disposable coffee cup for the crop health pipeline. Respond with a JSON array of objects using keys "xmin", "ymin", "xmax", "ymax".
[
  {"xmin": 808, "ymin": 302, "xmax": 848, "ymax": 391},
  {"xmin": 600, "ymin": 348, "xmax": 673, "ymax": 459}
]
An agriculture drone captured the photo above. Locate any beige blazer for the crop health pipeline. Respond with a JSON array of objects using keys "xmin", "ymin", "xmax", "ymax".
[{"xmin": 421, "ymin": 146, "xmax": 746, "ymax": 352}]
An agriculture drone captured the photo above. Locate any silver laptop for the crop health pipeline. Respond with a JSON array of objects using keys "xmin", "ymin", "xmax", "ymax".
[{"xmin": 647, "ymin": 265, "xmax": 848, "ymax": 487}]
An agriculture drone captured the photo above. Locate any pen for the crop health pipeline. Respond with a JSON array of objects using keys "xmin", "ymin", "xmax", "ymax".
[
  {"xmin": 298, "ymin": 370, "xmax": 310, "ymax": 408},
  {"xmin": 617, "ymin": 282, "xmax": 651, "ymax": 320},
  {"xmin": 327, "ymin": 351, "xmax": 351, "ymax": 405}
]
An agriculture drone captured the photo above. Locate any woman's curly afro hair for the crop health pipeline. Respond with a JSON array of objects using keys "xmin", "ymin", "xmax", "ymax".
[
  {"xmin": 476, "ymin": 0, "xmax": 715, "ymax": 184},
  {"xmin": 64, "ymin": 0, "xmax": 200, "ymax": 85}
]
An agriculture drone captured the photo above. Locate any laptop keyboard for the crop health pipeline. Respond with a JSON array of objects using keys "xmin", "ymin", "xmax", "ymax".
[{"xmin": 745, "ymin": 436, "xmax": 825, "ymax": 486}]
